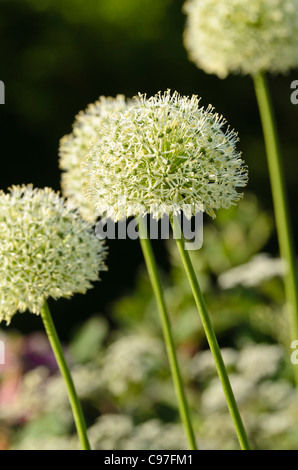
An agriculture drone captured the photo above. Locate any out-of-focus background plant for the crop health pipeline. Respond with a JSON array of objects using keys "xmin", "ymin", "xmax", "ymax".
[{"xmin": 1, "ymin": 0, "xmax": 298, "ymax": 450}]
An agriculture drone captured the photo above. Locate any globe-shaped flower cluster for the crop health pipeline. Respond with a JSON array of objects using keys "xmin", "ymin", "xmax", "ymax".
[
  {"xmin": 0, "ymin": 185, "xmax": 107, "ymax": 324},
  {"xmin": 183, "ymin": 0, "xmax": 298, "ymax": 78},
  {"xmin": 82, "ymin": 90, "xmax": 248, "ymax": 221},
  {"xmin": 59, "ymin": 95, "xmax": 129, "ymax": 222}
]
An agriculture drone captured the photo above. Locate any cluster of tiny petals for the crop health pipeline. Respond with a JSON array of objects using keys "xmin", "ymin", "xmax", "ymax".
[
  {"xmin": 183, "ymin": 0, "xmax": 298, "ymax": 78},
  {"xmin": 83, "ymin": 90, "xmax": 247, "ymax": 221},
  {"xmin": 59, "ymin": 95, "xmax": 130, "ymax": 222},
  {"xmin": 0, "ymin": 185, "xmax": 107, "ymax": 324}
]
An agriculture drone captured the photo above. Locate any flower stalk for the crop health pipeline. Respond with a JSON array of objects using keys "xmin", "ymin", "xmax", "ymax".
[
  {"xmin": 40, "ymin": 300, "xmax": 91, "ymax": 450},
  {"xmin": 137, "ymin": 216, "xmax": 197, "ymax": 450},
  {"xmin": 253, "ymin": 72, "xmax": 298, "ymax": 386},
  {"xmin": 171, "ymin": 216, "xmax": 250, "ymax": 450}
]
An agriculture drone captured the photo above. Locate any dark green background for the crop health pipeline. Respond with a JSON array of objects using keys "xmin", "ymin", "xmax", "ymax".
[{"xmin": 0, "ymin": 0, "xmax": 297, "ymax": 338}]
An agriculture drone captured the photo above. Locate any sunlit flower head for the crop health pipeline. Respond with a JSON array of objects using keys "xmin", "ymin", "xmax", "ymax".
[
  {"xmin": 0, "ymin": 185, "xmax": 107, "ymax": 324},
  {"xmin": 83, "ymin": 90, "xmax": 247, "ymax": 220},
  {"xmin": 183, "ymin": 0, "xmax": 298, "ymax": 78},
  {"xmin": 59, "ymin": 95, "xmax": 129, "ymax": 222}
]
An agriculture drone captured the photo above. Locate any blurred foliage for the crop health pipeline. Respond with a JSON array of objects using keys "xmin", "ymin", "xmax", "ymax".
[
  {"xmin": 1, "ymin": 0, "xmax": 182, "ymax": 127},
  {"xmin": 1, "ymin": 193, "xmax": 297, "ymax": 450}
]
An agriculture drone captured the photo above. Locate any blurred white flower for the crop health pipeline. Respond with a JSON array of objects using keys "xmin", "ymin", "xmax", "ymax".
[
  {"xmin": 123, "ymin": 419, "xmax": 187, "ymax": 450},
  {"xmin": 190, "ymin": 348, "xmax": 238, "ymax": 381},
  {"xmin": 44, "ymin": 364, "xmax": 105, "ymax": 411},
  {"xmin": 259, "ymin": 411, "xmax": 294, "ymax": 438},
  {"xmin": 201, "ymin": 374, "xmax": 255, "ymax": 412},
  {"xmin": 88, "ymin": 414, "xmax": 134, "ymax": 450},
  {"xmin": 183, "ymin": 0, "xmax": 298, "ymax": 78},
  {"xmin": 59, "ymin": 95, "xmax": 129, "ymax": 222},
  {"xmin": 218, "ymin": 253, "xmax": 285, "ymax": 289},
  {"xmin": 238, "ymin": 343, "xmax": 284, "ymax": 382},
  {"xmin": 258, "ymin": 380, "xmax": 296, "ymax": 410},
  {"xmin": 89, "ymin": 414, "xmax": 187, "ymax": 450},
  {"xmin": 101, "ymin": 335, "xmax": 165, "ymax": 396}
]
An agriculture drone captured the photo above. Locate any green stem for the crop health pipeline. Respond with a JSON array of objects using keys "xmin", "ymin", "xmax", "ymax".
[
  {"xmin": 253, "ymin": 73, "xmax": 298, "ymax": 386},
  {"xmin": 40, "ymin": 300, "xmax": 91, "ymax": 450},
  {"xmin": 171, "ymin": 217, "xmax": 250, "ymax": 450},
  {"xmin": 137, "ymin": 216, "xmax": 197, "ymax": 450}
]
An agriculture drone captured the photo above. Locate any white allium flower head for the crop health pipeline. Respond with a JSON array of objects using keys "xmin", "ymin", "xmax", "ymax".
[
  {"xmin": 59, "ymin": 95, "xmax": 129, "ymax": 222},
  {"xmin": 0, "ymin": 185, "xmax": 107, "ymax": 324},
  {"xmin": 183, "ymin": 0, "xmax": 298, "ymax": 78},
  {"xmin": 83, "ymin": 90, "xmax": 247, "ymax": 221}
]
